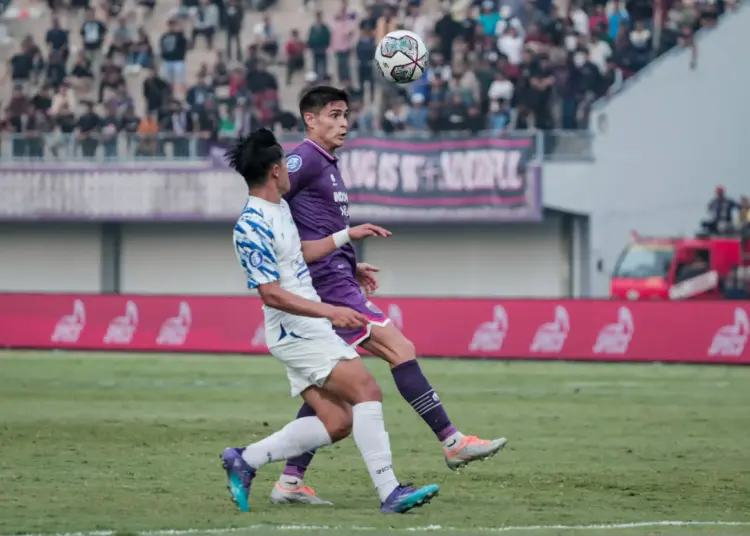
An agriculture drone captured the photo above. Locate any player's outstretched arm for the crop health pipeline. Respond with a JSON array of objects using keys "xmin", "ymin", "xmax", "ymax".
[
  {"xmin": 301, "ymin": 223, "xmax": 392, "ymax": 263},
  {"xmin": 257, "ymin": 282, "xmax": 367, "ymax": 329}
]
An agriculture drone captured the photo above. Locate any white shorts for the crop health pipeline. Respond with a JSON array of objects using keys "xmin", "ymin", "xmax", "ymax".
[{"xmin": 269, "ymin": 331, "xmax": 360, "ymax": 397}]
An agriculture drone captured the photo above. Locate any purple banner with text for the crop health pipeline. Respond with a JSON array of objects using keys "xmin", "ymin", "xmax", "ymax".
[{"xmin": 0, "ymin": 136, "xmax": 541, "ymax": 223}]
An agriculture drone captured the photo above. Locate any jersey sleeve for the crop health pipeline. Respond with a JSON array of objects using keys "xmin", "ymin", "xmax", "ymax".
[
  {"xmin": 283, "ymin": 152, "xmax": 316, "ymax": 201},
  {"xmin": 234, "ymin": 208, "xmax": 280, "ymax": 289}
]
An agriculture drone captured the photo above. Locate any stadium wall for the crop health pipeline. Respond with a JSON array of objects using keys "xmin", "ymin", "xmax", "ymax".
[
  {"xmin": 1, "ymin": 293, "xmax": 748, "ymax": 364},
  {"xmin": 0, "ymin": 215, "xmax": 580, "ymax": 297},
  {"xmin": 543, "ymin": 4, "xmax": 750, "ymax": 297}
]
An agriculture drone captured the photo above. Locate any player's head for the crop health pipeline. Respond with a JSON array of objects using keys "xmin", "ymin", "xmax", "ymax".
[
  {"xmin": 299, "ymin": 86, "xmax": 349, "ymax": 151},
  {"xmin": 225, "ymin": 128, "xmax": 290, "ymax": 196}
]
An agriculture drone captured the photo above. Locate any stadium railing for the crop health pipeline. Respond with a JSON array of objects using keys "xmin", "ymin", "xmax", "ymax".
[{"xmin": 0, "ymin": 130, "xmax": 593, "ymax": 163}]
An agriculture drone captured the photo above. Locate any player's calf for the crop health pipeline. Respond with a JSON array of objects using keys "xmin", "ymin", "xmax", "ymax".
[
  {"xmin": 273, "ymin": 392, "xmax": 352, "ymax": 506},
  {"xmin": 321, "ymin": 359, "xmax": 439, "ymax": 512},
  {"xmin": 363, "ymin": 323, "xmax": 507, "ymax": 470}
]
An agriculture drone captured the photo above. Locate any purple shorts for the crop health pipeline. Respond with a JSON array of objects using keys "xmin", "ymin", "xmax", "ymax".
[{"xmin": 322, "ymin": 280, "xmax": 390, "ymax": 346}]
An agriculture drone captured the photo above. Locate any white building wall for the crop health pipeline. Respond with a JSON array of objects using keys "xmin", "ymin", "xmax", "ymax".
[
  {"xmin": 543, "ymin": 6, "xmax": 750, "ymax": 296},
  {"xmin": 119, "ymin": 223, "xmax": 246, "ymax": 294},
  {"xmin": 363, "ymin": 215, "xmax": 569, "ymax": 297},
  {"xmin": 0, "ymin": 223, "xmax": 102, "ymax": 292}
]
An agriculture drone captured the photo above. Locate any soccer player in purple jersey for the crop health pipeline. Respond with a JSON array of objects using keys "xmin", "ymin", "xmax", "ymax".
[{"xmin": 269, "ymin": 86, "xmax": 507, "ymax": 505}]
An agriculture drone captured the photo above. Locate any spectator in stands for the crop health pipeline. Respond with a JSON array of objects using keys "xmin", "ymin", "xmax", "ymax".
[
  {"xmin": 331, "ymin": 0, "xmax": 358, "ymax": 83},
  {"xmin": 100, "ymin": 105, "xmax": 121, "ymax": 158},
  {"xmin": 143, "ymin": 67, "xmax": 170, "ymax": 114},
  {"xmin": 137, "ymin": 111, "xmax": 160, "ymax": 156},
  {"xmin": 50, "ymin": 81, "xmax": 77, "ymax": 115},
  {"xmin": 191, "ymin": 0, "xmax": 220, "ymax": 49},
  {"xmin": 9, "ymin": 40, "xmax": 34, "ymax": 91},
  {"xmin": 45, "ymin": 16, "xmax": 70, "ymax": 64},
  {"xmin": 160, "ymin": 99, "xmax": 193, "ymax": 156},
  {"xmin": 99, "ymin": 59, "xmax": 124, "ymax": 102},
  {"xmin": 31, "ymin": 85, "xmax": 53, "ymax": 115},
  {"xmin": 195, "ymin": 97, "xmax": 219, "ymax": 155},
  {"xmin": 224, "ymin": 0, "xmax": 244, "ymax": 60},
  {"xmin": 126, "ymin": 27, "xmax": 154, "ymax": 71},
  {"xmin": 187, "ymin": 74, "xmax": 213, "ymax": 112},
  {"xmin": 81, "ymin": 8, "xmax": 107, "ymax": 80},
  {"xmin": 160, "ymin": 18, "xmax": 188, "ymax": 94},
  {"xmin": 76, "ymin": 100, "xmax": 101, "ymax": 157},
  {"xmin": 45, "ymin": 50, "xmax": 67, "ymax": 90},
  {"xmin": 404, "ymin": 93, "xmax": 428, "ymax": 131},
  {"xmin": 307, "ymin": 11, "xmax": 331, "ymax": 79},
  {"xmin": 355, "ymin": 24, "xmax": 375, "ymax": 101},
  {"xmin": 284, "ymin": 29, "xmax": 306, "ymax": 86},
  {"xmin": 253, "ymin": 14, "xmax": 280, "ymax": 63},
  {"xmin": 69, "ymin": 51, "xmax": 94, "ymax": 94},
  {"xmin": 376, "ymin": 4, "xmax": 399, "ymax": 43}
]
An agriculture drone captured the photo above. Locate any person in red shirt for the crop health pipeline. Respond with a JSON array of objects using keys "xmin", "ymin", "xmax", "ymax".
[{"xmin": 284, "ymin": 29, "xmax": 306, "ymax": 86}]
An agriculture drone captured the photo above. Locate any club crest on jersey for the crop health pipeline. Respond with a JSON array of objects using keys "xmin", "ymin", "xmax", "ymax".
[
  {"xmin": 249, "ymin": 250, "xmax": 263, "ymax": 268},
  {"xmin": 286, "ymin": 155, "xmax": 302, "ymax": 173}
]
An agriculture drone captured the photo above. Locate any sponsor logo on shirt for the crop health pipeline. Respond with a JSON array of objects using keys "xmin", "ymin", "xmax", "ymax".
[
  {"xmin": 286, "ymin": 155, "xmax": 302, "ymax": 173},
  {"xmin": 249, "ymin": 250, "xmax": 263, "ymax": 268}
]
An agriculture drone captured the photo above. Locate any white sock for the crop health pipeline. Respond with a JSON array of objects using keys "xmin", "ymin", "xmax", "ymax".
[
  {"xmin": 441, "ymin": 431, "xmax": 465, "ymax": 450},
  {"xmin": 242, "ymin": 416, "xmax": 332, "ymax": 469},
  {"xmin": 352, "ymin": 401, "xmax": 400, "ymax": 502}
]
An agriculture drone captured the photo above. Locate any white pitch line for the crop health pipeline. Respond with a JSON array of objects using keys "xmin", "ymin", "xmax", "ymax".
[{"xmin": 11, "ymin": 521, "xmax": 750, "ymax": 536}]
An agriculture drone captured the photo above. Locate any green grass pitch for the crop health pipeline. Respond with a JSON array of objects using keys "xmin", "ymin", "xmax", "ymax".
[{"xmin": 1, "ymin": 351, "xmax": 749, "ymax": 536}]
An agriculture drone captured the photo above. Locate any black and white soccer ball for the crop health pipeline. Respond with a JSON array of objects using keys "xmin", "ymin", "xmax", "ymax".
[{"xmin": 374, "ymin": 30, "xmax": 429, "ymax": 84}]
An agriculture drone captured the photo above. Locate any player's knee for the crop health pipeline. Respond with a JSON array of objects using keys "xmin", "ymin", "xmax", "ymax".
[
  {"xmin": 398, "ymin": 337, "xmax": 416, "ymax": 361},
  {"xmin": 386, "ymin": 337, "xmax": 416, "ymax": 365},
  {"xmin": 352, "ymin": 374, "xmax": 383, "ymax": 404},
  {"xmin": 329, "ymin": 413, "xmax": 353, "ymax": 441},
  {"xmin": 361, "ymin": 375, "xmax": 383, "ymax": 403},
  {"xmin": 317, "ymin": 406, "xmax": 352, "ymax": 443}
]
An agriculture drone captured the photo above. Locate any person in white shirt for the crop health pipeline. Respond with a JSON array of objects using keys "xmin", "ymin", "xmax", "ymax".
[
  {"xmin": 221, "ymin": 128, "xmax": 440, "ymax": 514},
  {"xmin": 497, "ymin": 25, "xmax": 524, "ymax": 65},
  {"xmin": 488, "ymin": 70, "xmax": 514, "ymax": 101},
  {"xmin": 588, "ymin": 33, "xmax": 612, "ymax": 73}
]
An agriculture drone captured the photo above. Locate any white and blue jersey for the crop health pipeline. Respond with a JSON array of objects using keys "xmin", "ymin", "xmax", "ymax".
[{"xmin": 233, "ymin": 196, "xmax": 335, "ymax": 348}]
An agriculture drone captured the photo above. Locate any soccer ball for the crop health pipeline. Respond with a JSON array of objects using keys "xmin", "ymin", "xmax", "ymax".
[{"xmin": 374, "ymin": 30, "xmax": 429, "ymax": 84}]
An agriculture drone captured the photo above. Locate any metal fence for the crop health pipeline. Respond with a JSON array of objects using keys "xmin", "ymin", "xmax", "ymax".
[{"xmin": 0, "ymin": 129, "xmax": 594, "ymax": 164}]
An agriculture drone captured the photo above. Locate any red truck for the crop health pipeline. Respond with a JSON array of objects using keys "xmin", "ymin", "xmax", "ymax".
[{"xmin": 611, "ymin": 232, "xmax": 750, "ymax": 300}]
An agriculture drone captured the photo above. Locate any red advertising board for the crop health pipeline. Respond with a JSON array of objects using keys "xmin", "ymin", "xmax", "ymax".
[{"xmin": 0, "ymin": 293, "xmax": 748, "ymax": 364}]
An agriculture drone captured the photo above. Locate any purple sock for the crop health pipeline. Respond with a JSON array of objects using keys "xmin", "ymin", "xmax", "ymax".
[
  {"xmin": 282, "ymin": 402, "xmax": 317, "ymax": 480},
  {"xmin": 391, "ymin": 360, "xmax": 456, "ymax": 441}
]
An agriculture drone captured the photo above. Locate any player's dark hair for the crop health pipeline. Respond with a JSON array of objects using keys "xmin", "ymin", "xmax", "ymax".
[
  {"xmin": 299, "ymin": 86, "xmax": 349, "ymax": 127},
  {"xmin": 225, "ymin": 128, "xmax": 284, "ymax": 189}
]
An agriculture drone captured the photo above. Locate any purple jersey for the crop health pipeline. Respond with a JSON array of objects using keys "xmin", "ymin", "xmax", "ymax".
[{"xmin": 283, "ymin": 139, "xmax": 358, "ymax": 299}]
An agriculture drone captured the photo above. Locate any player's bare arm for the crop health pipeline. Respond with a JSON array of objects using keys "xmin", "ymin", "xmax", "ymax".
[
  {"xmin": 257, "ymin": 281, "xmax": 367, "ymax": 329},
  {"xmin": 300, "ymin": 224, "xmax": 392, "ymax": 263}
]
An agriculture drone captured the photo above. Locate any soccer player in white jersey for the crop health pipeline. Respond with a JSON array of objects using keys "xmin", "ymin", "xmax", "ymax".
[{"xmin": 221, "ymin": 128, "xmax": 440, "ymax": 514}]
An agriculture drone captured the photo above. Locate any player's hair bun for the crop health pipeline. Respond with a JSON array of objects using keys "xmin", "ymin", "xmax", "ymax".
[{"xmin": 248, "ymin": 128, "xmax": 279, "ymax": 150}]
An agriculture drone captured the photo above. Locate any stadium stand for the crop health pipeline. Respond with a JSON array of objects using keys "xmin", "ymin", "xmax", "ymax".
[{"xmin": 0, "ymin": 0, "xmax": 741, "ymax": 159}]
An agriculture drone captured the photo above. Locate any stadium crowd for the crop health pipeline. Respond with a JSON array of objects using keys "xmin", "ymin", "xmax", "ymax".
[{"xmin": 0, "ymin": 0, "xmax": 740, "ymax": 158}]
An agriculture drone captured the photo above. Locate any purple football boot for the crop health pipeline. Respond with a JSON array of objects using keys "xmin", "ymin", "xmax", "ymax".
[
  {"xmin": 380, "ymin": 482, "xmax": 440, "ymax": 513},
  {"xmin": 220, "ymin": 447, "xmax": 256, "ymax": 512}
]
